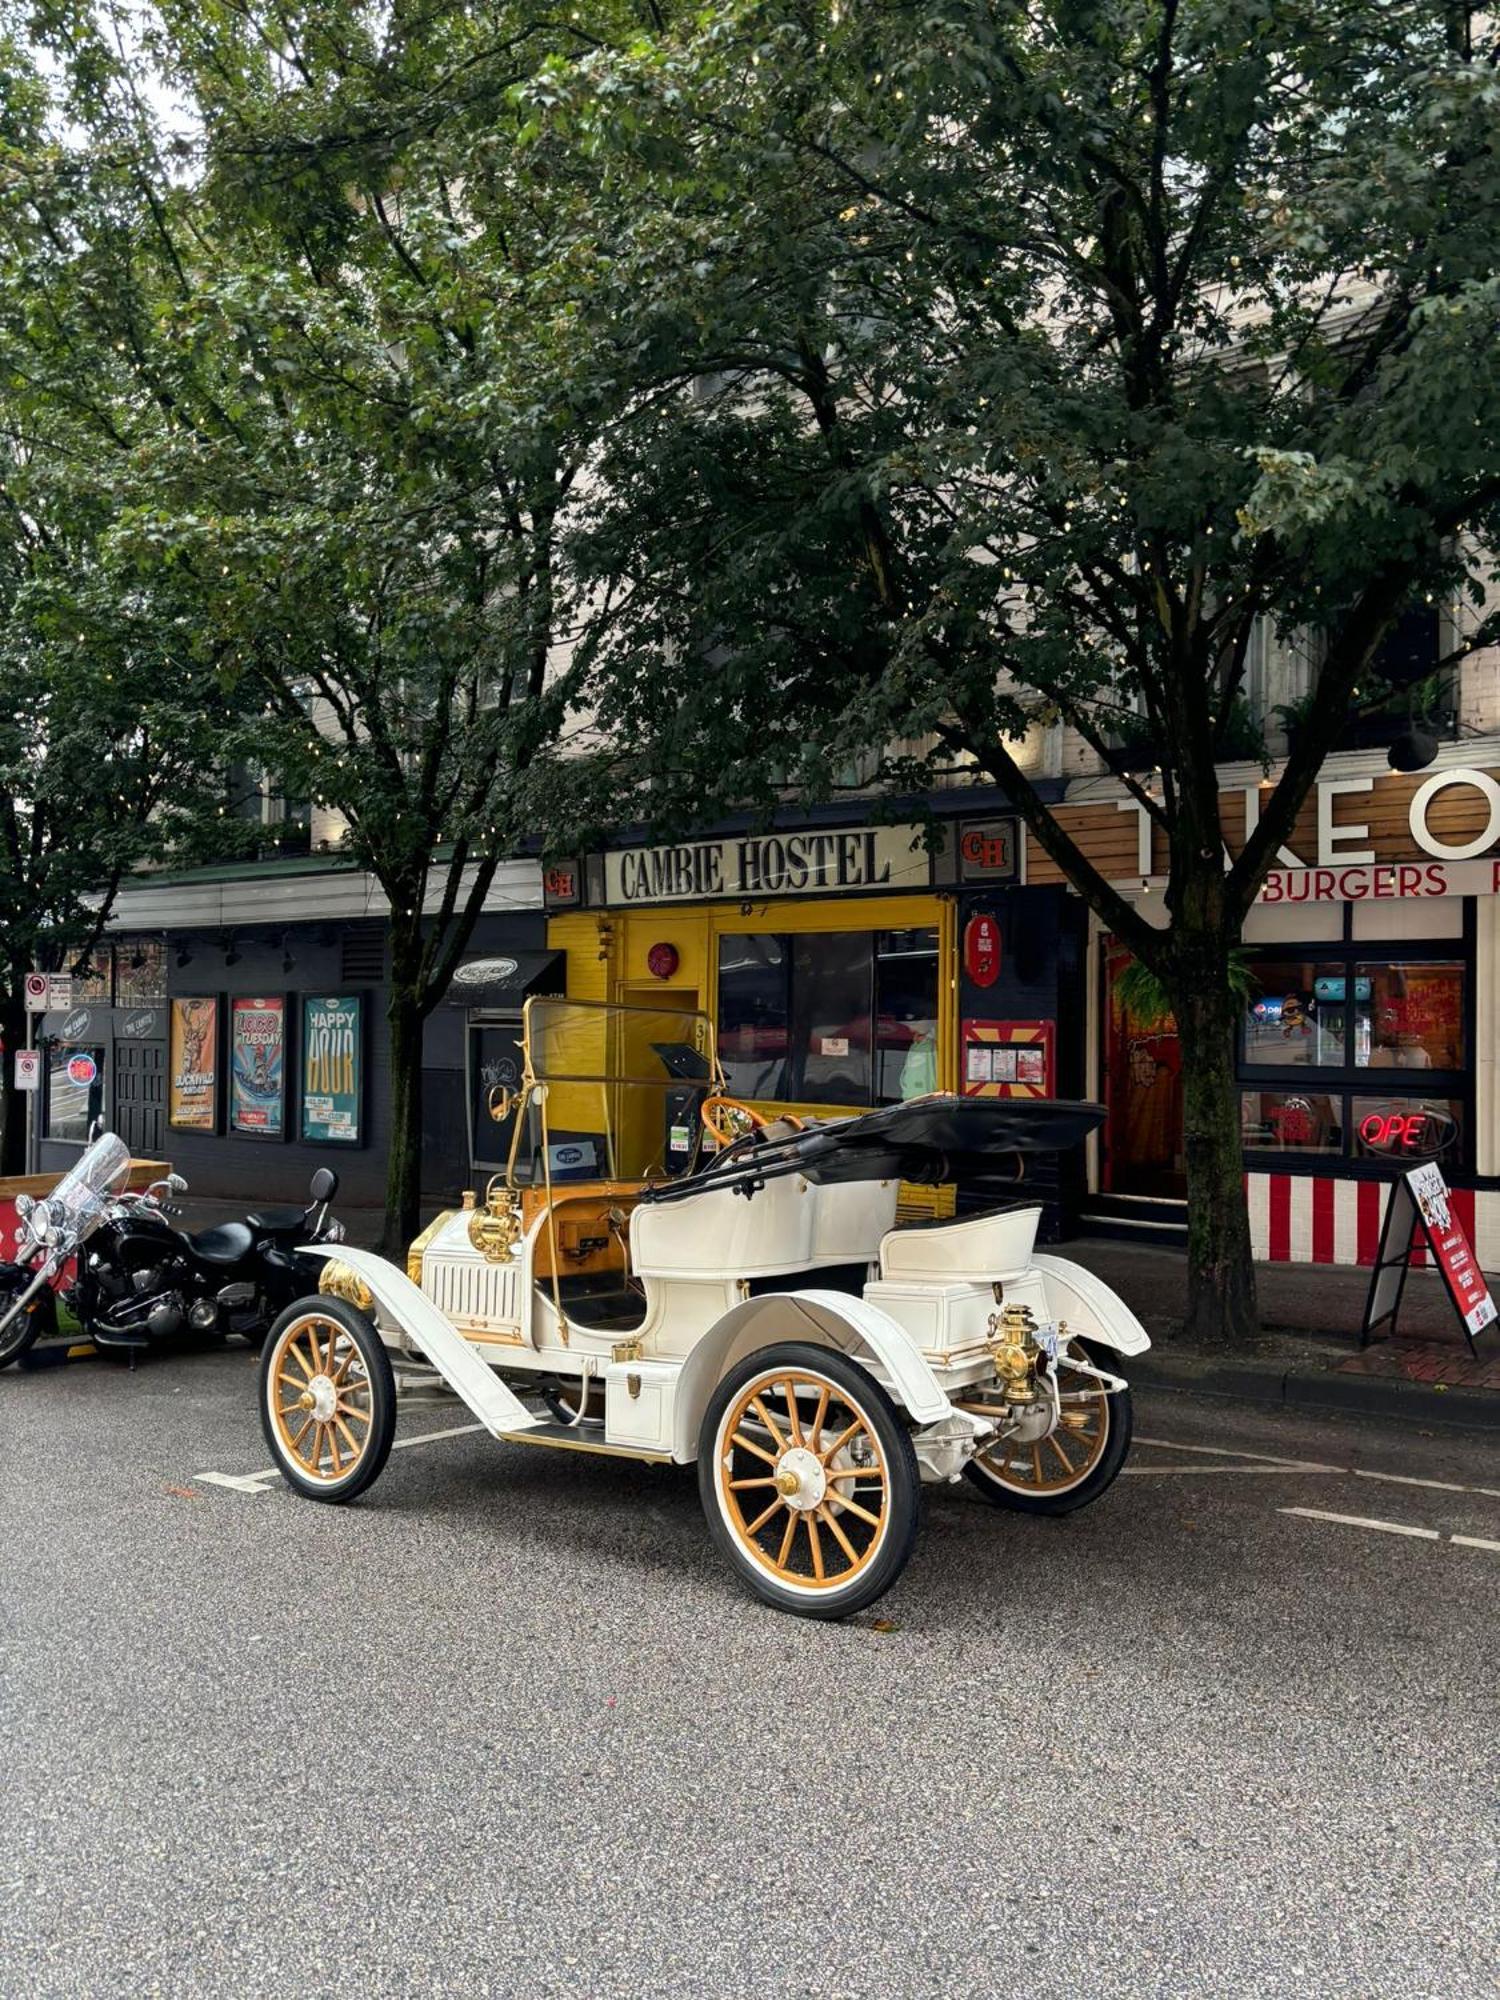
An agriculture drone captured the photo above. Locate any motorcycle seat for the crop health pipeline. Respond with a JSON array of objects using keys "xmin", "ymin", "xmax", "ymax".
[
  {"xmin": 244, "ymin": 1207, "xmax": 308, "ymax": 1235},
  {"xmin": 189, "ymin": 1223, "xmax": 256, "ymax": 1266}
]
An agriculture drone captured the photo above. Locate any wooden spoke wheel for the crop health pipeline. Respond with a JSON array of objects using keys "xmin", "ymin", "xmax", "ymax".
[
  {"xmin": 258, "ymin": 1297, "xmax": 396, "ymax": 1504},
  {"xmin": 699, "ymin": 1342, "xmax": 919, "ymax": 1619},
  {"xmin": 963, "ymin": 1340, "xmax": 1133, "ymax": 1517}
]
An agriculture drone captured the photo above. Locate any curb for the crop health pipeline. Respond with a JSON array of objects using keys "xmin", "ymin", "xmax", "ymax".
[{"xmin": 1129, "ymin": 1351, "xmax": 1500, "ymax": 1433}]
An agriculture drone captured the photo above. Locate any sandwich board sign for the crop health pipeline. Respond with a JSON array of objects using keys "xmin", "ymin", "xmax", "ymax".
[{"xmin": 1363, "ymin": 1162, "xmax": 1497, "ymax": 1355}]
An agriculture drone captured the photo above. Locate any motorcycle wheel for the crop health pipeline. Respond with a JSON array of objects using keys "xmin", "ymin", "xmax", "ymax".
[
  {"xmin": 258, "ymin": 1296, "xmax": 396, "ymax": 1503},
  {"xmin": 963, "ymin": 1341, "xmax": 1133, "ymax": 1516},
  {"xmin": 0, "ymin": 1275, "xmax": 57, "ymax": 1370}
]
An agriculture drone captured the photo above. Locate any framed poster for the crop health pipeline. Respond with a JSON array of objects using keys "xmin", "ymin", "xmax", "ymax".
[
  {"xmin": 301, "ymin": 993, "xmax": 364, "ymax": 1145},
  {"xmin": 168, "ymin": 996, "xmax": 220, "ymax": 1133},
  {"xmin": 960, "ymin": 1019, "xmax": 1056, "ymax": 1100},
  {"xmin": 230, "ymin": 996, "xmax": 288, "ymax": 1138}
]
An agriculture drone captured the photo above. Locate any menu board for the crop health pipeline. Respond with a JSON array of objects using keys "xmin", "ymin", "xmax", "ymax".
[
  {"xmin": 168, "ymin": 996, "xmax": 219, "ymax": 1132},
  {"xmin": 301, "ymin": 994, "xmax": 364, "ymax": 1145},
  {"xmin": 1364, "ymin": 1161, "xmax": 1497, "ymax": 1353},
  {"xmin": 230, "ymin": 996, "xmax": 288, "ymax": 1137}
]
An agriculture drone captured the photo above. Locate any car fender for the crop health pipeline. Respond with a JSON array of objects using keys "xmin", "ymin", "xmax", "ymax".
[
  {"xmin": 671, "ymin": 1287, "xmax": 952, "ymax": 1461},
  {"xmin": 1030, "ymin": 1252, "xmax": 1151, "ymax": 1356}
]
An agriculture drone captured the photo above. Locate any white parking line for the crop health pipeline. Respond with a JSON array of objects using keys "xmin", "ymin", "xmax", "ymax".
[
  {"xmin": 1451, "ymin": 1533, "xmax": 1500, "ymax": 1554},
  {"xmin": 1280, "ymin": 1507, "xmax": 1441, "ymax": 1540},
  {"xmin": 1138, "ymin": 1433, "xmax": 1500, "ymax": 1501},
  {"xmin": 194, "ymin": 1421, "xmax": 487, "ymax": 1495},
  {"xmin": 1123, "ymin": 1464, "xmax": 1341, "ymax": 1477}
]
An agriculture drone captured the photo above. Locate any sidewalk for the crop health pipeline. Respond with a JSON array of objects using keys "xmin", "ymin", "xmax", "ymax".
[{"xmin": 1062, "ymin": 1235, "xmax": 1500, "ymax": 1431}]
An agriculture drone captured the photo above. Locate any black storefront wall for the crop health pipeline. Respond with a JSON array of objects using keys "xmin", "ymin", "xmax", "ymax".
[
  {"xmin": 37, "ymin": 911, "xmax": 548, "ymax": 1209},
  {"xmin": 954, "ymin": 884, "xmax": 1088, "ymax": 1241}
]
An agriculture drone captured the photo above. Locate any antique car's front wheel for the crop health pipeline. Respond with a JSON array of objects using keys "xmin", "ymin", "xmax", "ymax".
[
  {"xmin": 699, "ymin": 1342, "xmax": 919, "ymax": 1620},
  {"xmin": 963, "ymin": 1341, "xmax": 1133, "ymax": 1516},
  {"xmin": 258, "ymin": 1297, "xmax": 396, "ymax": 1503}
]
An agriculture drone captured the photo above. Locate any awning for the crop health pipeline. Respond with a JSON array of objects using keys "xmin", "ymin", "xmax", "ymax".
[{"xmin": 444, "ymin": 950, "xmax": 565, "ymax": 1012}]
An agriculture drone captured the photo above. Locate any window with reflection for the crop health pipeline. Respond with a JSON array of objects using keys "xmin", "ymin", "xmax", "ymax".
[
  {"xmin": 1354, "ymin": 961, "xmax": 1464, "ymax": 1070},
  {"xmin": 717, "ymin": 927, "xmax": 940, "ymax": 1108},
  {"xmin": 1242, "ymin": 963, "xmax": 1349, "ymax": 1067},
  {"xmin": 1241, "ymin": 1090, "xmax": 1342, "ymax": 1154}
]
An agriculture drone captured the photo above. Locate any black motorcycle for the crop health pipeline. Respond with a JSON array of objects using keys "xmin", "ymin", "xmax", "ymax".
[{"xmin": 0, "ymin": 1131, "xmax": 344, "ymax": 1368}]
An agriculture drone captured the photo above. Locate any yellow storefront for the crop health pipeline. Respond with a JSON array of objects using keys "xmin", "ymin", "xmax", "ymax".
[{"xmin": 546, "ymin": 822, "xmax": 959, "ymax": 1139}]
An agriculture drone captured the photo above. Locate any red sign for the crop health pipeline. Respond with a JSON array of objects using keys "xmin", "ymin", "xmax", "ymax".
[
  {"xmin": 1406, "ymin": 1163, "xmax": 1497, "ymax": 1341},
  {"xmin": 646, "ymin": 941, "xmax": 680, "ymax": 980},
  {"xmin": 963, "ymin": 913, "xmax": 1002, "ymax": 988},
  {"xmin": 65, "ymin": 1053, "xmax": 98, "ymax": 1087},
  {"xmin": 1356, "ymin": 1107, "xmax": 1457, "ymax": 1159}
]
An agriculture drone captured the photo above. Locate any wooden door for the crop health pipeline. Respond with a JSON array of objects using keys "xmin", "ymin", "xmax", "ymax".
[{"xmin": 114, "ymin": 1039, "xmax": 166, "ymax": 1157}]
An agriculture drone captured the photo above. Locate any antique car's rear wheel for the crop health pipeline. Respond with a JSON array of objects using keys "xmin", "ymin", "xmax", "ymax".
[
  {"xmin": 963, "ymin": 1341, "xmax": 1132, "ymax": 1516},
  {"xmin": 699, "ymin": 1342, "xmax": 919, "ymax": 1620},
  {"xmin": 259, "ymin": 1297, "xmax": 396, "ymax": 1503}
]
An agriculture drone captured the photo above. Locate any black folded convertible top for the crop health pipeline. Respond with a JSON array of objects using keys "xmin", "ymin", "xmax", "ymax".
[{"xmin": 641, "ymin": 1094, "xmax": 1105, "ymax": 1204}]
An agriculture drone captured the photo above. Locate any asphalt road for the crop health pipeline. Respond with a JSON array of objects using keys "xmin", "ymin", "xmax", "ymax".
[{"xmin": 2, "ymin": 1345, "xmax": 1497, "ymax": 2000}]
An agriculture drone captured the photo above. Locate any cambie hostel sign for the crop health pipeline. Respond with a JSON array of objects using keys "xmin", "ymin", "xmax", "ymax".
[{"xmin": 605, "ymin": 825, "xmax": 930, "ymax": 906}]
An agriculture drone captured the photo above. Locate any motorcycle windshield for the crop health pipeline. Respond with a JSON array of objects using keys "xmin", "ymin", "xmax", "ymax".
[{"xmin": 44, "ymin": 1132, "xmax": 133, "ymax": 1238}]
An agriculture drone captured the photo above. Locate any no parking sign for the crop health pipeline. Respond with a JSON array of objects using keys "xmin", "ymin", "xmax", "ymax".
[{"xmin": 14, "ymin": 1049, "xmax": 40, "ymax": 1091}]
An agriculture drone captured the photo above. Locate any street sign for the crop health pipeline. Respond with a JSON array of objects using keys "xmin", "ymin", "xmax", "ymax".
[
  {"xmin": 14, "ymin": 1049, "xmax": 40, "ymax": 1091},
  {"xmin": 1362, "ymin": 1162, "xmax": 1497, "ymax": 1354},
  {"xmin": 25, "ymin": 972, "xmax": 76, "ymax": 1013}
]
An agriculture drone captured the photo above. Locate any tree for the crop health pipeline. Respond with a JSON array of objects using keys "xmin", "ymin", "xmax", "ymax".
[
  {"xmin": 0, "ymin": 36, "xmax": 237, "ymax": 1171},
  {"xmin": 535, "ymin": 0, "xmax": 1500, "ymax": 1340},
  {"xmin": 3, "ymin": 0, "xmax": 681, "ymax": 1245}
]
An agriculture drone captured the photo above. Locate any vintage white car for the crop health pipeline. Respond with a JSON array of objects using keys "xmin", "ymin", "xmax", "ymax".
[{"xmin": 259, "ymin": 998, "xmax": 1149, "ymax": 1618}]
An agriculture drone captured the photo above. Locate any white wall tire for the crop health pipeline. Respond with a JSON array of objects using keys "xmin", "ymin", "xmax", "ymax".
[
  {"xmin": 258, "ymin": 1298, "xmax": 396, "ymax": 1504},
  {"xmin": 963, "ymin": 1340, "xmax": 1133, "ymax": 1516},
  {"xmin": 698, "ymin": 1342, "xmax": 920, "ymax": 1620}
]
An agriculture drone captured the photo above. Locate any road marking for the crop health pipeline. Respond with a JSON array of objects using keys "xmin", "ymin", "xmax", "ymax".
[
  {"xmin": 195, "ymin": 1471, "xmax": 276, "ymax": 1495},
  {"xmin": 1136, "ymin": 1435, "xmax": 1339, "ymax": 1471},
  {"xmin": 1123, "ymin": 1465, "xmax": 1341, "ymax": 1477},
  {"xmin": 194, "ymin": 1421, "xmax": 487, "ymax": 1495},
  {"xmin": 1279, "ymin": 1507, "xmax": 1440, "ymax": 1540},
  {"xmin": 1450, "ymin": 1534, "xmax": 1500, "ymax": 1554},
  {"xmin": 1351, "ymin": 1467, "xmax": 1500, "ymax": 1501},
  {"xmin": 393, "ymin": 1421, "xmax": 487, "ymax": 1452},
  {"xmin": 1139, "ymin": 1433, "xmax": 1500, "ymax": 1501}
]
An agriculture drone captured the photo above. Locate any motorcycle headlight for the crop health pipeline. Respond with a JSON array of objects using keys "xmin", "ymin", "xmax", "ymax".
[{"xmin": 30, "ymin": 1199, "xmax": 58, "ymax": 1246}]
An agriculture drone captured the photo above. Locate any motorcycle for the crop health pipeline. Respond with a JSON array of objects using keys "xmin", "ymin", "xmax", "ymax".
[{"xmin": 0, "ymin": 1131, "xmax": 345, "ymax": 1369}]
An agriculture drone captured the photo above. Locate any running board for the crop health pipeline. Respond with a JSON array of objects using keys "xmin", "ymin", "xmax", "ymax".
[
  {"xmin": 299, "ymin": 1246, "xmax": 542, "ymax": 1438},
  {"xmin": 506, "ymin": 1422, "xmax": 671, "ymax": 1464}
]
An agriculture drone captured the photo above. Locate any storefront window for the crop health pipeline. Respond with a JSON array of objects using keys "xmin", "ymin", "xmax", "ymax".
[
  {"xmin": 1240, "ymin": 1090, "xmax": 1342, "ymax": 1154},
  {"xmin": 47, "ymin": 1046, "xmax": 107, "ymax": 1142},
  {"xmin": 717, "ymin": 927, "xmax": 939, "ymax": 1108},
  {"xmin": 1354, "ymin": 961, "xmax": 1464, "ymax": 1070},
  {"xmin": 1242, "ymin": 963, "xmax": 1349, "ymax": 1067},
  {"xmin": 1351, "ymin": 1096, "xmax": 1464, "ymax": 1166},
  {"xmin": 114, "ymin": 937, "xmax": 167, "ymax": 1006}
]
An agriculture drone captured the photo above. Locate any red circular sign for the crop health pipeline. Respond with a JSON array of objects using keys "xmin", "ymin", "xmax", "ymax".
[
  {"xmin": 646, "ymin": 941, "xmax": 680, "ymax": 980},
  {"xmin": 964, "ymin": 913, "xmax": 1002, "ymax": 988},
  {"xmin": 66, "ymin": 1053, "xmax": 98, "ymax": 1087}
]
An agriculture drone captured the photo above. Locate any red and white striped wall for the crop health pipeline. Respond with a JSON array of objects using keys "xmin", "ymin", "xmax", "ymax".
[{"xmin": 1246, "ymin": 1174, "xmax": 1499, "ymax": 1270}]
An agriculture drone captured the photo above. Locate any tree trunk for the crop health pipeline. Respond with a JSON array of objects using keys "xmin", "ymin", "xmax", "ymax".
[
  {"xmin": 382, "ymin": 984, "xmax": 425, "ymax": 1258},
  {"xmin": 1170, "ymin": 971, "xmax": 1260, "ymax": 1346},
  {"xmin": 0, "ymin": 987, "xmax": 28, "ymax": 1178}
]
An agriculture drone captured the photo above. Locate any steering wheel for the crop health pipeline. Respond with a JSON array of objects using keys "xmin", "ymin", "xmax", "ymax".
[{"xmin": 700, "ymin": 1096, "xmax": 804, "ymax": 1147}]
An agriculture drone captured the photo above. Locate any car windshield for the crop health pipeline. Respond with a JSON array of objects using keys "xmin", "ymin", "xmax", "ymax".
[{"xmin": 511, "ymin": 998, "xmax": 718, "ymax": 1186}]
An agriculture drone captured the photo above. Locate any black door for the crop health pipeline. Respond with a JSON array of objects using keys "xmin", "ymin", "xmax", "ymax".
[{"xmin": 114, "ymin": 1039, "xmax": 165, "ymax": 1157}]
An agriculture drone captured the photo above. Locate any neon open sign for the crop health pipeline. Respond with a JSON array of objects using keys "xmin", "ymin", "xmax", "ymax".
[{"xmin": 1357, "ymin": 1108, "xmax": 1456, "ymax": 1159}]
